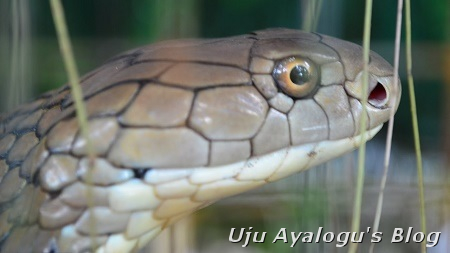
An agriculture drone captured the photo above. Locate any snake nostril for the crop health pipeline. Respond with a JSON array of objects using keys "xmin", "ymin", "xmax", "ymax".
[{"xmin": 368, "ymin": 82, "xmax": 387, "ymax": 108}]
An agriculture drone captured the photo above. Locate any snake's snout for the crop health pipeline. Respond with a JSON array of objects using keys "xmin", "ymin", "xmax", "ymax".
[
  {"xmin": 318, "ymin": 33, "xmax": 401, "ymax": 130},
  {"xmin": 343, "ymin": 62, "xmax": 401, "ymax": 130},
  {"xmin": 346, "ymin": 72, "xmax": 401, "ymax": 130}
]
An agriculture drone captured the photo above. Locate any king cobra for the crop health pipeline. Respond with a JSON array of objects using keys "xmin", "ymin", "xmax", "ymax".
[{"xmin": 0, "ymin": 28, "xmax": 401, "ymax": 252}]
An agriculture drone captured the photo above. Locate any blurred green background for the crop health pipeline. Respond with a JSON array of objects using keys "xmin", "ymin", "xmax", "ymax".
[{"xmin": 0, "ymin": 0, "xmax": 449, "ymax": 252}]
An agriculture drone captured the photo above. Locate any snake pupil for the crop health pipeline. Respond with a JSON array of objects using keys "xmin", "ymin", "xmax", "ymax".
[{"xmin": 290, "ymin": 65, "xmax": 310, "ymax": 85}]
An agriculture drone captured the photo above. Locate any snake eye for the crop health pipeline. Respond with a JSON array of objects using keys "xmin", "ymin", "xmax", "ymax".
[{"xmin": 273, "ymin": 57, "xmax": 319, "ymax": 98}]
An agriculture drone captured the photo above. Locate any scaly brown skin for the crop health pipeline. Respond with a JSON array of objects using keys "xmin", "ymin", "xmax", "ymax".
[{"xmin": 0, "ymin": 28, "xmax": 400, "ymax": 252}]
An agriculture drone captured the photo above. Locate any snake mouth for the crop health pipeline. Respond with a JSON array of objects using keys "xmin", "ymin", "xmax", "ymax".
[{"xmin": 267, "ymin": 124, "xmax": 383, "ymax": 181}]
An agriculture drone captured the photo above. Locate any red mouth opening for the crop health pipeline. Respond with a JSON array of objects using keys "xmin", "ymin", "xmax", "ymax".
[{"xmin": 368, "ymin": 82, "xmax": 387, "ymax": 107}]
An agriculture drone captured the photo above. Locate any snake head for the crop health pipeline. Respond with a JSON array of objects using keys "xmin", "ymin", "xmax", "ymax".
[
  {"xmin": 0, "ymin": 28, "xmax": 401, "ymax": 252},
  {"xmin": 238, "ymin": 28, "xmax": 402, "ymax": 180},
  {"xmin": 251, "ymin": 28, "xmax": 401, "ymax": 142}
]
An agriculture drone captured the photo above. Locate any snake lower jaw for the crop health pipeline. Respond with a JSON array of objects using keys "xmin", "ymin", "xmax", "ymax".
[
  {"xmin": 74, "ymin": 125, "xmax": 384, "ymax": 252},
  {"xmin": 266, "ymin": 124, "xmax": 383, "ymax": 182}
]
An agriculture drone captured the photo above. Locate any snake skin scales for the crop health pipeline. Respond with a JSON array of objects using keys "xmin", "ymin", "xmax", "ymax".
[{"xmin": 0, "ymin": 28, "xmax": 401, "ymax": 252}]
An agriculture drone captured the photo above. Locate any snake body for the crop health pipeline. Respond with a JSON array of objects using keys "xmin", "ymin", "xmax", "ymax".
[{"xmin": 0, "ymin": 28, "xmax": 400, "ymax": 252}]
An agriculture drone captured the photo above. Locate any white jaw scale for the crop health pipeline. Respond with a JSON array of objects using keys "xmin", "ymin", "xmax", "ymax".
[
  {"xmin": 79, "ymin": 125, "xmax": 383, "ymax": 252},
  {"xmin": 268, "ymin": 124, "xmax": 383, "ymax": 181}
]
